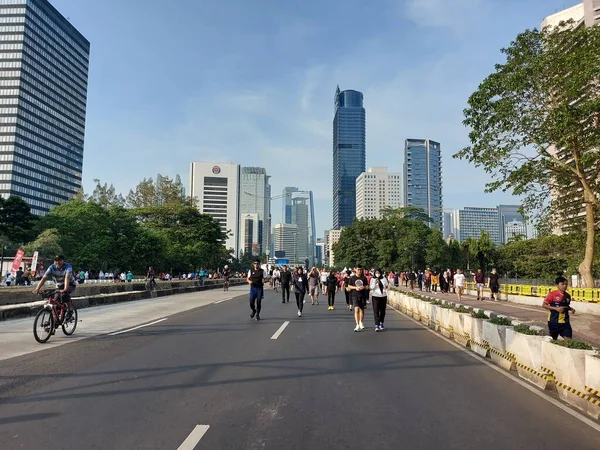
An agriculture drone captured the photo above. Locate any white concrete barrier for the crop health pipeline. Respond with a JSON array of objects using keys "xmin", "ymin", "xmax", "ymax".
[
  {"xmin": 506, "ymin": 328, "xmax": 552, "ymax": 389},
  {"xmin": 483, "ymin": 321, "xmax": 515, "ymax": 371},
  {"xmin": 451, "ymin": 310, "xmax": 471, "ymax": 348},
  {"xmin": 464, "ymin": 314, "xmax": 489, "ymax": 358},
  {"xmin": 438, "ymin": 307, "xmax": 453, "ymax": 338}
]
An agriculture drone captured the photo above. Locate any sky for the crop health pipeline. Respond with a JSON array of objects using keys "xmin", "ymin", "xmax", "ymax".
[{"xmin": 51, "ymin": 0, "xmax": 579, "ymax": 237}]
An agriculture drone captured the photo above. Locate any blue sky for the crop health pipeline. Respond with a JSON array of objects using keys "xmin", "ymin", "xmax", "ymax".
[{"xmin": 52, "ymin": 0, "xmax": 578, "ymax": 237}]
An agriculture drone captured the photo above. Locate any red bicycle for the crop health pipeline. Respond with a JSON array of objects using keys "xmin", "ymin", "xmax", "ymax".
[{"xmin": 33, "ymin": 290, "xmax": 78, "ymax": 343}]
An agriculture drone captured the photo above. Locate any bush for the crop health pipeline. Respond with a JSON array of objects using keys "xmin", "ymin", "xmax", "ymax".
[
  {"xmin": 454, "ymin": 306, "xmax": 470, "ymax": 313},
  {"xmin": 471, "ymin": 311, "xmax": 489, "ymax": 319},
  {"xmin": 490, "ymin": 317, "xmax": 513, "ymax": 326},
  {"xmin": 551, "ymin": 339, "xmax": 593, "ymax": 350},
  {"xmin": 513, "ymin": 324, "xmax": 544, "ymax": 336},
  {"xmin": 439, "ymin": 302, "xmax": 455, "ymax": 309}
]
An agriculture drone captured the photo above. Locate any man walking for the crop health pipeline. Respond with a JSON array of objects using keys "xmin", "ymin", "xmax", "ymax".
[
  {"xmin": 488, "ymin": 268, "xmax": 500, "ymax": 300},
  {"xmin": 453, "ymin": 269, "xmax": 466, "ymax": 301},
  {"xmin": 543, "ymin": 276, "xmax": 575, "ymax": 340},
  {"xmin": 474, "ymin": 268, "xmax": 485, "ymax": 300},
  {"xmin": 347, "ymin": 265, "xmax": 369, "ymax": 332},
  {"xmin": 280, "ymin": 265, "xmax": 292, "ymax": 303},
  {"xmin": 247, "ymin": 259, "xmax": 264, "ymax": 321}
]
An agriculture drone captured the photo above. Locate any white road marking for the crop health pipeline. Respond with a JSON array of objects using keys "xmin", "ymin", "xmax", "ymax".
[
  {"xmin": 392, "ymin": 307, "xmax": 600, "ymax": 434},
  {"xmin": 177, "ymin": 425, "xmax": 210, "ymax": 450},
  {"xmin": 270, "ymin": 321, "xmax": 290, "ymax": 340},
  {"xmin": 108, "ymin": 318, "xmax": 167, "ymax": 336},
  {"xmin": 214, "ymin": 297, "xmax": 232, "ymax": 304}
]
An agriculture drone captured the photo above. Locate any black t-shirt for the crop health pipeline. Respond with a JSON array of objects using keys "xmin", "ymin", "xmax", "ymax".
[
  {"xmin": 280, "ymin": 270, "xmax": 292, "ymax": 285},
  {"xmin": 16, "ymin": 269, "xmax": 23, "ymax": 279},
  {"xmin": 326, "ymin": 274, "xmax": 338, "ymax": 290},
  {"xmin": 489, "ymin": 273, "xmax": 499, "ymax": 286},
  {"xmin": 348, "ymin": 275, "xmax": 368, "ymax": 300},
  {"xmin": 248, "ymin": 268, "xmax": 264, "ymax": 288},
  {"xmin": 222, "ymin": 269, "xmax": 231, "ymax": 280},
  {"xmin": 408, "ymin": 272, "xmax": 416, "ymax": 280}
]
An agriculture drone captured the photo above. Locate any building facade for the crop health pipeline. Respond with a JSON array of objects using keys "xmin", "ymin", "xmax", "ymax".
[
  {"xmin": 505, "ymin": 219, "xmax": 527, "ymax": 242},
  {"xmin": 0, "ymin": 0, "xmax": 90, "ymax": 214},
  {"xmin": 240, "ymin": 213, "xmax": 261, "ymax": 256},
  {"xmin": 274, "ymin": 223, "xmax": 298, "ymax": 265},
  {"xmin": 457, "ymin": 207, "xmax": 501, "ymax": 245},
  {"xmin": 327, "ymin": 229, "xmax": 342, "ymax": 267},
  {"xmin": 282, "ymin": 186, "xmax": 298, "ymax": 224},
  {"xmin": 355, "ymin": 167, "xmax": 402, "ymax": 220},
  {"xmin": 189, "ymin": 162, "xmax": 240, "ymax": 256},
  {"xmin": 404, "ymin": 139, "xmax": 443, "ymax": 231},
  {"xmin": 239, "ymin": 167, "xmax": 270, "ymax": 256},
  {"xmin": 497, "ymin": 205, "xmax": 526, "ymax": 244},
  {"xmin": 333, "ymin": 86, "xmax": 366, "ymax": 230}
]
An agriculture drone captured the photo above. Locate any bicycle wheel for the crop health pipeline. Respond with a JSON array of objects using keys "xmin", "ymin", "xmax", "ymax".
[
  {"xmin": 62, "ymin": 305, "xmax": 78, "ymax": 335},
  {"xmin": 33, "ymin": 308, "xmax": 54, "ymax": 343}
]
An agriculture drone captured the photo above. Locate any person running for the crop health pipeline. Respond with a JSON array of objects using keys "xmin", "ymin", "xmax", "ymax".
[
  {"xmin": 280, "ymin": 265, "xmax": 292, "ymax": 303},
  {"xmin": 543, "ymin": 276, "xmax": 575, "ymax": 340},
  {"xmin": 292, "ymin": 267, "xmax": 308, "ymax": 317},
  {"xmin": 488, "ymin": 268, "xmax": 500, "ymax": 300},
  {"xmin": 247, "ymin": 259, "xmax": 264, "ymax": 321},
  {"xmin": 308, "ymin": 267, "xmax": 320, "ymax": 305},
  {"xmin": 325, "ymin": 270, "xmax": 339, "ymax": 310},
  {"xmin": 370, "ymin": 268, "xmax": 388, "ymax": 331},
  {"xmin": 347, "ymin": 265, "xmax": 368, "ymax": 332},
  {"xmin": 474, "ymin": 268, "xmax": 485, "ymax": 300},
  {"xmin": 453, "ymin": 269, "xmax": 466, "ymax": 301}
]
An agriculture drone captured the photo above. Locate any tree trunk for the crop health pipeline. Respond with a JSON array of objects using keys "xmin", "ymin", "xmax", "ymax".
[{"xmin": 578, "ymin": 197, "xmax": 596, "ymax": 288}]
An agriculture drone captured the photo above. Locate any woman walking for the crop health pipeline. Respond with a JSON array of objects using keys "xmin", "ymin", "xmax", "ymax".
[
  {"xmin": 342, "ymin": 270, "xmax": 352, "ymax": 310},
  {"xmin": 370, "ymin": 268, "xmax": 389, "ymax": 331},
  {"xmin": 325, "ymin": 270, "xmax": 339, "ymax": 310},
  {"xmin": 293, "ymin": 267, "xmax": 309, "ymax": 317}
]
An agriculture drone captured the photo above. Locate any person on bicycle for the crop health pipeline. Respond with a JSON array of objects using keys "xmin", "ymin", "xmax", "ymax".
[
  {"xmin": 222, "ymin": 265, "xmax": 231, "ymax": 290},
  {"xmin": 146, "ymin": 266, "xmax": 156, "ymax": 288},
  {"xmin": 33, "ymin": 255, "xmax": 76, "ymax": 317}
]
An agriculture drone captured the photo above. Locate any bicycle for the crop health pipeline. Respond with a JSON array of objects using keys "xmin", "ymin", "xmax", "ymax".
[{"xmin": 33, "ymin": 290, "xmax": 78, "ymax": 343}]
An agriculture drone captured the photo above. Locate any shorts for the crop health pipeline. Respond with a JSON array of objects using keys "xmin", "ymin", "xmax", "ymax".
[
  {"xmin": 309, "ymin": 286, "xmax": 319, "ymax": 296},
  {"xmin": 352, "ymin": 296, "xmax": 366, "ymax": 309},
  {"xmin": 490, "ymin": 284, "xmax": 499, "ymax": 294},
  {"xmin": 455, "ymin": 286, "xmax": 464, "ymax": 293},
  {"xmin": 249, "ymin": 286, "xmax": 263, "ymax": 300},
  {"xmin": 476, "ymin": 283, "xmax": 485, "ymax": 290},
  {"xmin": 548, "ymin": 323, "xmax": 572, "ymax": 340}
]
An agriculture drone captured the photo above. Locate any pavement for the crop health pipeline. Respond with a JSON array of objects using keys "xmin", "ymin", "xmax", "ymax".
[
  {"xmin": 1, "ymin": 286, "xmax": 600, "ymax": 449},
  {"xmin": 397, "ymin": 285, "xmax": 600, "ymax": 347}
]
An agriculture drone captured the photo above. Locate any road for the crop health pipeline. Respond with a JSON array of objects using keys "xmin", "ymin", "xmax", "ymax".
[{"xmin": 1, "ymin": 286, "xmax": 599, "ymax": 449}]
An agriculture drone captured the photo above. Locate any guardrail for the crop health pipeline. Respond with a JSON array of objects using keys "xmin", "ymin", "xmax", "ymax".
[{"xmin": 464, "ymin": 282, "xmax": 599, "ymax": 303}]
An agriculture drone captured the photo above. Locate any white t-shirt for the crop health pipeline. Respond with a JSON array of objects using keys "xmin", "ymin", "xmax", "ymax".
[
  {"xmin": 320, "ymin": 272, "xmax": 328, "ymax": 282},
  {"xmin": 454, "ymin": 273, "xmax": 466, "ymax": 287},
  {"xmin": 273, "ymin": 269, "xmax": 280, "ymax": 278}
]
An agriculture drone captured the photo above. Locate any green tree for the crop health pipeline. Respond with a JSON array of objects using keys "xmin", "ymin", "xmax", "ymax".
[
  {"xmin": 454, "ymin": 22, "xmax": 600, "ymax": 287},
  {"xmin": 448, "ymin": 239, "xmax": 462, "ymax": 270},
  {"xmin": 0, "ymin": 196, "xmax": 37, "ymax": 244},
  {"xmin": 90, "ymin": 179, "xmax": 125, "ymax": 207},
  {"xmin": 23, "ymin": 228, "xmax": 63, "ymax": 260},
  {"xmin": 425, "ymin": 228, "xmax": 449, "ymax": 270},
  {"xmin": 126, "ymin": 178, "xmax": 157, "ymax": 208}
]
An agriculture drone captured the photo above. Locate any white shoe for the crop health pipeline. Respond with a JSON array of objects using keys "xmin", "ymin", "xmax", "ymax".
[
  {"xmin": 298, "ymin": 311, "xmax": 302, "ymax": 317},
  {"xmin": 354, "ymin": 325, "xmax": 360, "ymax": 332},
  {"xmin": 359, "ymin": 322, "xmax": 365, "ymax": 330}
]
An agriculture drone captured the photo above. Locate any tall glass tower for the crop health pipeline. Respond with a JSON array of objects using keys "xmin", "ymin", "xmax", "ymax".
[
  {"xmin": 404, "ymin": 139, "xmax": 443, "ymax": 231},
  {"xmin": 0, "ymin": 0, "xmax": 89, "ymax": 215},
  {"xmin": 332, "ymin": 86, "xmax": 365, "ymax": 230}
]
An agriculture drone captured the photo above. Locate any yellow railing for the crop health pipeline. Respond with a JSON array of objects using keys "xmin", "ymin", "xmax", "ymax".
[{"xmin": 464, "ymin": 282, "xmax": 599, "ymax": 303}]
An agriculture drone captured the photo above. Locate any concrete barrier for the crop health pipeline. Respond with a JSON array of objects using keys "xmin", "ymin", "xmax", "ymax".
[
  {"xmin": 464, "ymin": 314, "xmax": 489, "ymax": 358},
  {"xmin": 483, "ymin": 321, "xmax": 515, "ymax": 371},
  {"xmin": 438, "ymin": 306, "xmax": 453, "ymax": 339},
  {"xmin": 451, "ymin": 310, "xmax": 471, "ymax": 348},
  {"xmin": 506, "ymin": 328, "xmax": 553, "ymax": 390}
]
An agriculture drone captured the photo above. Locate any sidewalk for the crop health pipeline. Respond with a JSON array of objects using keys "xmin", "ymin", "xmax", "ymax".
[{"xmin": 396, "ymin": 286, "xmax": 600, "ymax": 348}]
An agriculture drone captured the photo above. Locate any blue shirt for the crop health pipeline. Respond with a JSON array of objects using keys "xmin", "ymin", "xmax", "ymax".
[{"xmin": 44, "ymin": 262, "xmax": 76, "ymax": 286}]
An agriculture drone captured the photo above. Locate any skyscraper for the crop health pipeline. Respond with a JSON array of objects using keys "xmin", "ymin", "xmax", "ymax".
[
  {"xmin": 189, "ymin": 162, "xmax": 240, "ymax": 256},
  {"xmin": 457, "ymin": 207, "xmax": 501, "ymax": 245},
  {"xmin": 333, "ymin": 86, "xmax": 366, "ymax": 230},
  {"xmin": 404, "ymin": 139, "xmax": 443, "ymax": 230},
  {"xmin": 497, "ymin": 205, "xmax": 525, "ymax": 244},
  {"xmin": 283, "ymin": 186, "xmax": 298, "ymax": 224},
  {"xmin": 355, "ymin": 167, "xmax": 403, "ymax": 220},
  {"xmin": 274, "ymin": 223, "xmax": 298, "ymax": 264},
  {"xmin": 0, "ymin": 0, "xmax": 90, "ymax": 215},
  {"xmin": 240, "ymin": 167, "xmax": 270, "ymax": 256}
]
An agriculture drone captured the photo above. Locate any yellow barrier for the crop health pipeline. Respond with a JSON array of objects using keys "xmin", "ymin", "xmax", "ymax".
[{"xmin": 464, "ymin": 282, "xmax": 599, "ymax": 303}]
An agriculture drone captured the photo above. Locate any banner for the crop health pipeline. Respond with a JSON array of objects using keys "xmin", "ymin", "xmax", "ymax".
[
  {"xmin": 10, "ymin": 249, "xmax": 24, "ymax": 275},
  {"xmin": 30, "ymin": 250, "xmax": 39, "ymax": 273}
]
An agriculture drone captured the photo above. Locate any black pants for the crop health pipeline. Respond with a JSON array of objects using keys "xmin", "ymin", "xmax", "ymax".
[
  {"xmin": 328, "ymin": 290, "xmax": 336, "ymax": 306},
  {"xmin": 281, "ymin": 284, "xmax": 290, "ymax": 302},
  {"xmin": 372, "ymin": 296, "xmax": 387, "ymax": 325},
  {"xmin": 344, "ymin": 290, "xmax": 350, "ymax": 306},
  {"xmin": 295, "ymin": 291, "xmax": 305, "ymax": 312}
]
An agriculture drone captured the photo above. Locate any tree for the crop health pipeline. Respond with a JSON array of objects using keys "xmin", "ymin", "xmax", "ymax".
[
  {"xmin": 126, "ymin": 178, "xmax": 157, "ymax": 208},
  {"xmin": 0, "ymin": 196, "xmax": 37, "ymax": 244},
  {"xmin": 448, "ymin": 239, "xmax": 462, "ymax": 270},
  {"xmin": 23, "ymin": 228, "xmax": 63, "ymax": 260},
  {"xmin": 90, "ymin": 179, "xmax": 125, "ymax": 207},
  {"xmin": 425, "ymin": 228, "xmax": 449, "ymax": 270},
  {"xmin": 125, "ymin": 176, "xmax": 190, "ymax": 208},
  {"xmin": 454, "ymin": 22, "xmax": 600, "ymax": 287}
]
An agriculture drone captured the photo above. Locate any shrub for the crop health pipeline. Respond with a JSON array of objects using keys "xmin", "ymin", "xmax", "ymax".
[
  {"xmin": 439, "ymin": 303, "xmax": 455, "ymax": 309},
  {"xmin": 471, "ymin": 311, "xmax": 489, "ymax": 319},
  {"xmin": 454, "ymin": 306, "xmax": 470, "ymax": 313},
  {"xmin": 513, "ymin": 324, "xmax": 544, "ymax": 336},
  {"xmin": 490, "ymin": 317, "xmax": 513, "ymax": 326},
  {"xmin": 551, "ymin": 339, "xmax": 593, "ymax": 350}
]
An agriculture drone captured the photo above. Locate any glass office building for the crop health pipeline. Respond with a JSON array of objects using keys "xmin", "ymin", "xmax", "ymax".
[
  {"xmin": 332, "ymin": 86, "xmax": 365, "ymax": 230},
  {"xmin": 0, "ymin": 0, "xmax": 90, "ymax": 215},
  {"xmin": 404, "ymin": 139, "xmax": 443, "ymax": 230}
]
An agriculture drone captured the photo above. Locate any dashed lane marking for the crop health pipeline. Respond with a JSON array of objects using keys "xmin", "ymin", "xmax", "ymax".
[
  {"xmin": 108, "ymin": 318, "xmax": 167, "ymax": 336},
  {"xmin": 270, "ymin": 321, "xmax": 290, "ymax": 340},
  {"xmin": 177, "ymin": 424, "xmax": 210, "ymax": 450}
]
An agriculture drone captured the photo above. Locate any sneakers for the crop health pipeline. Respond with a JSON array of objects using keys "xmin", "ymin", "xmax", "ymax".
[
  {"xmin": 379, "ymin": 323, "xmax": 385, "ymax": 331},
  {"xmin": 250, "ymin": 311, "xmax": 256, "ymax": 319},
  {"xmin": 328, "ymin": 306, "xmax": 335, "ymax": 311},
  {"xmin": 255, "ymin": 315, "xmax": 261, "ymax": 321},
  {"xmin": 297, "ymin": 311, "xmax": 302, "ymax": 317},
  {"xmin": 375, "ymin": 325, "xmax": 381, "ymax": 332},
  {"xmin": 359, "ymin": 322, "xmax": 365, "ymax": 330},
  {"xmin": 354, "ymin": 325, "xmax": 360, "ymax": 332}
]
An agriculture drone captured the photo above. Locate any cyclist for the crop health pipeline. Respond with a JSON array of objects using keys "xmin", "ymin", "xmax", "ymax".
[
  {"xmin": 222, "ymin": 265, "xmax": 231, "ymax": 291},
  {"xmin": 32, "ymin": 255, "xmax": 76, "ymax": 329},
  {"xmin": 146, "ymin": 266, "xmax": 156, "ymax": 289}
]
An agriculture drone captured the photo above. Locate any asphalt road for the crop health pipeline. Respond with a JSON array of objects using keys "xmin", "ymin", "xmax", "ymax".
[{"xmin": 1, "ymin": 287, "xmax": 599, "ymax": 450}]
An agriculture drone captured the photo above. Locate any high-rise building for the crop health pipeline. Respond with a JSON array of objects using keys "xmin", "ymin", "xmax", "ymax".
[
  {"xmin": 356, "ymin": 167, "xmax": 402, "ymax": 220},
  {"xmin": 584, "ymin": 0, "xmax": 600, "ymax": 25},
  {"xmin": 333, "ymin": 86, "xmax": 366, "ymax": 230},
  {"xmin": 274, "ymin": 223, "xmax": 298, "ymax": 264},
  {"xmin": 457, "ymin": 207, "xmax": 501, "ymax": 245},
  {"xmin": 189, "ymin": 162, "xmax": 240, "ymax": 256},
  {"xmin": 328, "ymin": 229, "xmax": 342, "ymax": 267},
  {"xmin": 0, "ymin": 0, "xmax": 90, "ymax": 215},
  {"xmin": 283, "ymin": 186, "xmax": 298, "ymax": 224},
  {"xmin": 240, "ymin": 167, "xmax": 270, "ymax": 255},
  {"xmin": 497, "ymin": 205, "xmax": 526, "ymax": 244},
  {"xmin": 315, "ymin": 238, "xmax": 324, "ymax": 266},
  {"xmin": 240, "ymin": 213, "xmax": 261, "ymax": 256},
  {"xmin": 404, "ymin": 139, "xmax": 443, "ymax": 231},
  {"xmin": 505, "ymin": 219, "xmax": 527, "ymax": 242}
]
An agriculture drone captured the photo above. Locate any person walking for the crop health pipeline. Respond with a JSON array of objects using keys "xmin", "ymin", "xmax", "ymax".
[
  {"xmin": 308, "ymin": 267, "xmax": 320, "ymax": 305},
  {"xmin": 320, "ymin": 268, "xmax": 328, "ymax": 295},
  {"xmin": 247, "ymin": 259, "xmax": 265, "ymax": 321},
  {"xmin": 325, "ymin": 270, "xmax": 339, "ymax": 310},
  {"xmin": 347, "ymin": 265, "xmax": 369, "ymax": 332},
  {"xmin": 488, "ymin": 268, "xmax": 500, "ymax": 300},
  {"xmin": 342, "ymin": 269, "xmax": 352, "ymax": 310},
  {"xmin": 370, "ymin": 268, "xmax": 388, "ymax": 331},
  {"xmin": 431, "ymin": 271, "xmax": 439, "ymax": 293},
  {"xmin": 280, "ymin": 265, "xmax": 292, "ymax": 303},
  {"xmin": 272, "ymin": 267, "xmax": 281, "ymax": 292},
  {"xmin": 543, "ymin": 276, "xmax": 575, "ymax": 340},
  {"xmin": 292, "ymin": 267, "xmax": 308, "ymax": 317},
  {"xmin": 453, "ymin": 269, "xmax": 466, "ymax": 301},
  {"xmin": 474, "ymin": 268, "xmax": 486, "ymax": 300}
]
